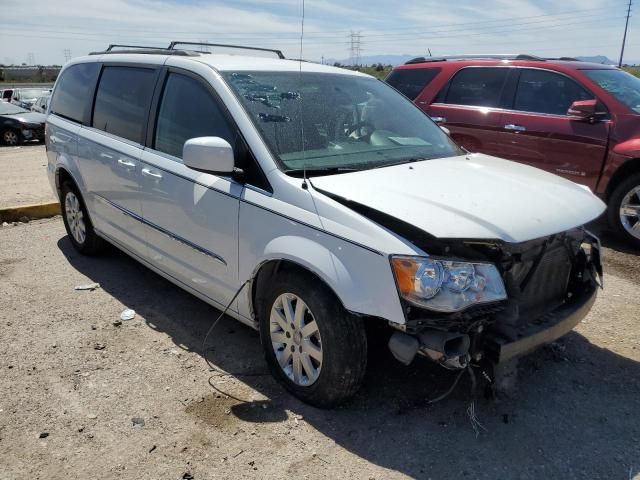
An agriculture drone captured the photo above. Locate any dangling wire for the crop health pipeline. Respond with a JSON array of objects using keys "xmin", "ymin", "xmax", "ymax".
[{"xmin": 298, "ymin": 0, "xmax": 308, "ymax": 189}]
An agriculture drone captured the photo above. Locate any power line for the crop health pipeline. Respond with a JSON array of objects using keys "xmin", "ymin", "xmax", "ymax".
[{"xmin": 619, "ymin": 0, "xmax": 633, "ymax": 66}]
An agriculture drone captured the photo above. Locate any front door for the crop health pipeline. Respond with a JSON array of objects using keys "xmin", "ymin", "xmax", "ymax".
[
  {"xmin": 139, "ymin": 69, "xmax": 241, "ymax": 310},
  {"xmin": 495, "ymin": 68, "xmax": 609, "ymax": 190},
  {"xmin": 426, "ymin": 67, "xmax": 513, "ymax": 156}
]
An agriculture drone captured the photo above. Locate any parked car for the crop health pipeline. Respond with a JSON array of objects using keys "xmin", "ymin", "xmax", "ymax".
[
  {"xmin": 387, "ymin": 55, "xmax": 640, "ymax": 248},
  {"xmin": 47, "ymin": 45, "xmax": 604, "ymax": 407},
  {"xmin": 0, "ymin": 101, "xmax": 46, "ymax": 145},
  {"xmin": 1, "ymin": 89, "xmax": 14, "ymax": 102},
  {"xmin": 11, "ymin": 88, "xmax": 51, "ymax": 110},
  {"xmin": 31, "ymin": 93, "xmax": 50, "ymax": 113}
]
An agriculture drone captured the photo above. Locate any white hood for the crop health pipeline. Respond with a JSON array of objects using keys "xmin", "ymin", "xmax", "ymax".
[{"xmin": 310, "ymin": 154, "xmax": 606, "ymax": 243}]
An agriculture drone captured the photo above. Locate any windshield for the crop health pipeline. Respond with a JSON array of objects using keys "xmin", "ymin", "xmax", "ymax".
[
  {"xmin": 18, "ymin": 89, "xmax": 48, "ymax": 99},
  {"xmin": 583, "ymin": 69, "xmax": 640, "ymax": 114},
  {"xmin": 0, "ymin": 102, "xmax": 28, "ymax": 115},
  {"xmin": 223, "ymin": 71, "xmax": 462, "ymax": 173}
]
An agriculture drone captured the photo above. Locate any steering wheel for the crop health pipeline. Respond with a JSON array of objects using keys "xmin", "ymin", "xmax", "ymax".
[{"xmin": 345, "ymin": 120, "xmax": 375, "ymax": 140}]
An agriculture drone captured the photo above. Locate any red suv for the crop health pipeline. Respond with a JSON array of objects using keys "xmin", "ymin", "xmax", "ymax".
[{"xmin": 387, "ymin": 55, "xmax": 640, "ymax": 248}]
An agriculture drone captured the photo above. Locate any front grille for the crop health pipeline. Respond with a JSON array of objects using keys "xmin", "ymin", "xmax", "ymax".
[{"xmin": 508, "ymin": 244, "xmax": 572, "ymax": 322}]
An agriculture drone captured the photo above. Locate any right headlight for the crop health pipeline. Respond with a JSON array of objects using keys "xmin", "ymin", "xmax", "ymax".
[{"xmin": 390, "ymin": 256, "xmax": 507, "ymax": 313}]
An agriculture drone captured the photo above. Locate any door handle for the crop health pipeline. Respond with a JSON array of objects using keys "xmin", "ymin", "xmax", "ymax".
[
  {"xmin": 141, "ymin": 167, "xmax": 163, "ymax": 179},
  {"xmin": 431, "ymin": 116, "xmax": 447, "ymax": 124},
  {"xmin": 100, "ymin": 153, "xmax": 114, "ymax": 160},
  {"xmin": 504, "ymin": 124, "xmax": 526, "ymax": 132},
  {"xmin": 117, "ymin": 158, "xmax": 136, "ymax": 168}
]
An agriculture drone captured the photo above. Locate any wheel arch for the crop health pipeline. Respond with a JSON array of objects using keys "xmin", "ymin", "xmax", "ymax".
[
  {"xmin": 250, "ymin": 258, "xmax": 349, "ymax": 325},
  {"xmin": 605, "ymin": 158, "xmax": 640, "ymax": 201}
]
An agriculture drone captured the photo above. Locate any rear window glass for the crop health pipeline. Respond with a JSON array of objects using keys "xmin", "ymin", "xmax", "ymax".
[
  {"xmin": 92, "ymin": 66, "xmax": 156, "ymax": 144},
  {"xmin": 50, "ymin": 63, "xmax": 100, "ymax": 124},
  {"xmin": 385, "ymin": 68, "xmax": 440, "ymax": 100},
  {"xmin": 443, "ymin": 68, "xmax": 509, "ymax": 107}
]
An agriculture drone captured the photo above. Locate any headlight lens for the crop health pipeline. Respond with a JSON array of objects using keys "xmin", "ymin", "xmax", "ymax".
[{"xmin": 391, "ymin": 256, "xmax": 507, "ymax": 312}]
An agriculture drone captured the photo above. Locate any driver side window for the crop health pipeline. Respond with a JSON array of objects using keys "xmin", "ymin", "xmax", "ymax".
[{"xmin": 154, "ymin": 73, "xmax": 235, "ymax": 160}]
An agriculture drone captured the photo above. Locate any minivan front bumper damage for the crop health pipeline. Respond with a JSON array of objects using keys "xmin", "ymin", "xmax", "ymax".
[
  {"xmin": 482, "ymin": 281, "xmax": 597, "ymax": 363},
  {"xmin": 387, "ymin": 229, "xmax": 602, "ymax": 369}
]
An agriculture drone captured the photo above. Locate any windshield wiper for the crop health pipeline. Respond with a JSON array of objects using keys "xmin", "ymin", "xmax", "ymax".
[
  {"xmin": 284, "ymin": 166, "xmax": 359, "ymax": 177},
  {"xmin": 371, "ymin": 157, "xmax": 431, "ymax": 169}
]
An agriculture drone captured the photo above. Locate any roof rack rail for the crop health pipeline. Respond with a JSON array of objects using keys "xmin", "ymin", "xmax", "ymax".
[
  {"xmin": 168, "ymin": 41, "xmax": 285, "ymax": 59},
  {"xmin": 106, "ymin": 44, "xmax": 164, "ymax": 52},
  {"xmin": 404, "ymin": 53, "xmax": 545, "ymax": 65},
  {"xmin": 89, "ymin": 44, "xmax": 195, "ymax": 56}
]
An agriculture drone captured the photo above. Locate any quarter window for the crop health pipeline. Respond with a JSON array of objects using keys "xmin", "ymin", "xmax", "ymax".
[
  {"xmin": 513, "ymin": 69, "xmax": 593, "ymax": 115},
  {"xmin": 386, "ymin": 68, "xmax": 441, "ymax": 100},
  {"xmin": 50, "ymin": 63, "xmax": 100, "ymax": 124},
  {"xmin": 154, "ymin": 73, "xmax": 234, "ymax": 159},
  {"xmin": 442, "ymin": 68, "xmax": 509, "ymax": 107},
  {"xmin": 92, "ymin": 66, "xmax": 156, "ymax": 144}
]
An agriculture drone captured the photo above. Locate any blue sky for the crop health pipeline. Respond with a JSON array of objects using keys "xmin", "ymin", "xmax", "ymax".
[{"xmin": 0, "ymin": 0, "xmax": 636, "ymax": 65}]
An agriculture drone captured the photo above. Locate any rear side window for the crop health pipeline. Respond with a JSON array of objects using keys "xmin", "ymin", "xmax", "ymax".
[
  {"xmin": 154, "ymin": 72, "xmax": 234, "ymax": 159},
  {"xmin": 92, "ymin": 66, "xmax": 156, "ymax": 144},
  {"xmin": 513, "ymin": 69, "xmax": 593, "ymax": 115},
  {"xmin": 442, "ymin": 68, "xmax": 509, "ymax": 107},
  {"xmin": 50, "ymin": 63, "xmax": 100, "ymax": 124},
  {"xmin": 386, "ymin": 68, "xmax": 440, "ymax": 100}
]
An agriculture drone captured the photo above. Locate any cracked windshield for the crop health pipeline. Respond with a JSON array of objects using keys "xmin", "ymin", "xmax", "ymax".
[{"xmin": 224, "ymin": 71, "xmax": 462, "ymax": 174}]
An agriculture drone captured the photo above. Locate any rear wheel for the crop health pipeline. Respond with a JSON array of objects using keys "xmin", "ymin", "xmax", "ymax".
[
  {"xmin": 61, "ymin": 181, "xmax": 106, "ymax": 255},
  {"xmin": 259, "ymin": 270, "xmax": 367, "ymax": 407},
  {"xmin": 608, "ymin": 173, "xmax": 640, "ymax": 249},
  {"xmin": 2, "ymin": 129, "xmax": 21, "ymax": 146}
]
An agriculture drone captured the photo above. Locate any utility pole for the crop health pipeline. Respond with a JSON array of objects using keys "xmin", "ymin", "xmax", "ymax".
[{"xmin": 619, "ymin": 0, "xmax": 632, "ymax": 67}]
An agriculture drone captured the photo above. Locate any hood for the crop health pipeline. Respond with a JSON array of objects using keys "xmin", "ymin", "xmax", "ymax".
[
  {"xmin": 9, "ymin": 111, "xmax": 46, "ymax": 125},
  {"xmin": 310, "ymin": 154, "xmax": 606, "ymax": 243}
]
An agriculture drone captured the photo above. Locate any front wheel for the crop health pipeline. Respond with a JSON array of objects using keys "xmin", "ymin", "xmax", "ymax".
[
  {"xmin": 608, "ymin": 173, "xmax": 640, "ymax": 249},
  {"xmin": 2, "ymin": 129, "xmax": 21, "ymax": 146},
  {"xmin": 259, "ymin": 270, "xmax": 367, "ymax": 407}
]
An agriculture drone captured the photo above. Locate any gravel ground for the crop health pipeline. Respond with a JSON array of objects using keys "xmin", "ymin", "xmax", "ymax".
[
  {"xmin": 0, "ymin": 218, "xmax": 639, "ymax": 480},
  {"xmin": 0, "ymin": 144, "xmax": 56, "ymax": 208}
]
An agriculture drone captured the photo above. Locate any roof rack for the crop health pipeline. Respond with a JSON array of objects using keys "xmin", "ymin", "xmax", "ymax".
[
  {"xmin": 168, "ymin": 41, "xmax": 285, "ymax": 59},
  {"xmin": 90, "ymin": 44, "xmax": 194, "ymax": 56},
  {"xmin": 404, "ymin": 54, "xmax": 545, "ymax": 65}
]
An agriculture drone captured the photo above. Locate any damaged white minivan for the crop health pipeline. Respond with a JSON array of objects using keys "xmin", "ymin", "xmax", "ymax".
[{"xmin": 47, "ymin": 43, "xmax": 605, "ymax": 407}]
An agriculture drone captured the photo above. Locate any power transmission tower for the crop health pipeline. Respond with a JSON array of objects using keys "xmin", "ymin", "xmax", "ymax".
[
  {"xmin": 199, "ymin": 40, "xmax": 211, "ymax": 53},
  {"xmin": 619, "ymin": 0, "xmax": 633, "ymax": 67},
  {"xmin": 64, "ymin": 49, "xmax": 72, "ymax": 63},
  {"xmin": 348, "ymin": 31, "xmax": 362, "ymax": 67},
  {"xmin": 27, "ymin": 52, "xmax": 35, "ymax": 65}
]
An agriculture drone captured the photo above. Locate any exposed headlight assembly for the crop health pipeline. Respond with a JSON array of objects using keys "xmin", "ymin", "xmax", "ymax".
[{"xmin": 391, "ymin": 256, "xmax": 507, "ymax": 313}]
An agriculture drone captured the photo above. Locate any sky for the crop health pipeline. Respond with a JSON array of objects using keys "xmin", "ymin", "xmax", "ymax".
[{"xmin": 0, "ymin": 0, "xmax": 637, "ymax": 66}]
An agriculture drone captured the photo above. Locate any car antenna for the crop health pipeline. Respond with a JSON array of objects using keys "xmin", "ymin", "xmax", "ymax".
[{"xmin": 299, "ymin": 0, "xmax": 308, "ymax": 190}]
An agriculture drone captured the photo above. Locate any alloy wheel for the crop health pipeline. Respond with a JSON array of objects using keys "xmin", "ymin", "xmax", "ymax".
[
  {"xmin": 3, "ymin": 130, "xmax": 18, "ymax": 146},
  {"xmin": 65, "ymin": 191, "xmax": 86, "ymax": 245},
  {"xmin": 269, "ymin": 293, "xmax": 323, "ymax": 386},
  {"xmin": 620, "ymin": 185, "xmax": 640, "ymax": 240}
]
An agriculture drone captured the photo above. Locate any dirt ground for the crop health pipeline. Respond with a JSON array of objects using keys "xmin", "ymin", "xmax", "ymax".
[
  {"xmin": 0, "ymin": 217, "xmax": 639, "ymax": 480},
  {"xmin": 0, "ymin": 144, "xmax": 56, "ymax": 208}
]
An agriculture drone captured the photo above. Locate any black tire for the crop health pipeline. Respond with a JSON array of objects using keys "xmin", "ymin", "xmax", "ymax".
[
  {"xmin": 607, "ymin": 172, "xmax": 640, "ymax": 250},
  {"xmin": 2, "ymin": 128, "xmax": 22, "ymax": 146},
  {"xmin": 60, "ymin": 181, "xmax": 107, "ymax": 255},
  {"xmin": 259, "ymin": 270, "xmax": 367, "ymax": 407}
]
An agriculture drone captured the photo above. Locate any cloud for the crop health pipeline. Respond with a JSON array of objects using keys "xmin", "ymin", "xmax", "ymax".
[{"xmin": 0, "ymin": 0, "xmax": 635, "ymax": 65}]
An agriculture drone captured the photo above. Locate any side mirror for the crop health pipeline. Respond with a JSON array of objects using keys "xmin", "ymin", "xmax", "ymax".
[
  {"xmin": 567, "ymin": 99, "xmax": 602, "ymax": 122},
  {"xmin": 183, "ymin": 137, "xmax": 234, "ymax": 175},
  {"xmin": 440, "ymin": 126, "xmax": 451, "ymax": 136}
]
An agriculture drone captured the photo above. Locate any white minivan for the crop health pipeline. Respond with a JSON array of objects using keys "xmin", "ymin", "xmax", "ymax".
[{"xmin": 47, "ymin": 43, "xmax": 605, "ymax": 407}]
